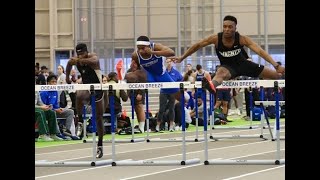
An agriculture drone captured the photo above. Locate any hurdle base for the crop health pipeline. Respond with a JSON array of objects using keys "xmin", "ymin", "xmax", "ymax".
[
  {"xmin": 113, "ymin": 158, "xmax": 200, "ymax": 166},
  {"xmin": 272, "ymin": 137, "xmax": 285, "ymax": 141},
  {"xmin": 206, "ymin": 159, "xmax": 284, "ymax": 165},
  {"xmin": 194, "ymin": 138, "xmax": 204, "ymax": 142},
  {"xmin": 147, "ymin": 138, "xmax": 203, "ymax": 142},
  {"xmin": 83, "ymin": 138, "xmax": 145, "ymax": 143},
  {"xmin": 210, "ymin": 134, "xmax": 267, "ymax": 140},
  {"xmin": 35, "ymin": 159, "xmax": 113, "ymax": 167},
  {"xmin": 212, "ymin": 126, "xmax": 260, "ymax": 130},
  {"xmin": 275, "ymin": 159, "xmax": 285, "ymax": 165}
]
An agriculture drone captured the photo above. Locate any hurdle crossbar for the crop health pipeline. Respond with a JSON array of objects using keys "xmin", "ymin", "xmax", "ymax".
[{"xmin": 35, "ymin": 80, "xmax": 285, "ymax": 91}]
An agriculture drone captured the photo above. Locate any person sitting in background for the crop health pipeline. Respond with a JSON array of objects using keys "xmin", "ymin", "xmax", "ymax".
[
  {"xmin": 35, "ymin": 90, "xmax": 62, "ymax": 141},
  {"xmin": 40, "ymin": 74, "xmax": 80, "ymax": 140},
  {"xmin": 171, "ymin": 91, "xmax": 192, "ymax": 130}
]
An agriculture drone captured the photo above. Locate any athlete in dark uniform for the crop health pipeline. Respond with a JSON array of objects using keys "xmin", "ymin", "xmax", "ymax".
[
  {"xmin": 66, "ymin": 43, "xmax": 106, "ymax": 158},
  {"xmin": 173, "ymin": 15, "xmax": 285, "ymax": 94}
]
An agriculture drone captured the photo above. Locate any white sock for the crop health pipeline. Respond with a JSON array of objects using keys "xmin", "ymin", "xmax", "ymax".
[
  {"xmin": 156, "ymin": 125, "xmax": 160, "ymax": 131},
  {"xmin": 139, "ymin": 122, "xmax": 145, "ymax": 133}
]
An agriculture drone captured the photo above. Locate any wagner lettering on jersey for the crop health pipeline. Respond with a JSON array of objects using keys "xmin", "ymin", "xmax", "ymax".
[{"xmin": 218, "ymin": 48, "xmax": 241, "ymax": 58}]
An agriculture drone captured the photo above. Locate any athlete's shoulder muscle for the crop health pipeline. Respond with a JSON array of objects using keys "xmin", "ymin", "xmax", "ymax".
[{"xmin": 202, "ymin": 34, "xmax": 218, "ymax": 47}]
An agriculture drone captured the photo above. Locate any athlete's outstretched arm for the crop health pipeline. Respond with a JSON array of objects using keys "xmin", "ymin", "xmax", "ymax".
[
  {"xmin": 152, "ymin": 43, "xmax": 175, "ymax": 57},
  {"xmin": 78, "ymin": 53, "xmax": 99, "ymax": 67},
  {"xmin": 174, "ymin": 34, "xmax": 217, "ymax": 63},
  {"xmin": 241, "ymin": 35, "xmax": 285, "ymax": 73}
]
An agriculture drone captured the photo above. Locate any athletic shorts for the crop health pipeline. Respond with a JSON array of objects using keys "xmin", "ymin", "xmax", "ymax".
[
  {"xmin": 216, "ymin": 89, "xmax": 231, "ymax": 102},
  {"xmin": 221, "ymin": 60, "xmax": 264, "ymax": 79}
]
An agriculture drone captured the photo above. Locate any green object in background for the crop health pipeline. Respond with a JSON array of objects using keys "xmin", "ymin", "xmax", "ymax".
[{"xmin": 35, "ymin": 118, "xmax": 285, "ymax": 148}]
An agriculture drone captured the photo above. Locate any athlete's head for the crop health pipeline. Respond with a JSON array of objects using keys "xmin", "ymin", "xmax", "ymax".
[
  {"xmin": 76, "ymin": 43, "xmax": 89, "ymax": 58},
  {"xmin": 136, "ymin": 35, "xmax": 151, "ymax": 55},
  {"xmin": 223, "ymin": 15, "xmax": 237, "ymax": 38},
  {"xmin": 196, "ymin": 64, "xmax": 202, "ymax": 71}
]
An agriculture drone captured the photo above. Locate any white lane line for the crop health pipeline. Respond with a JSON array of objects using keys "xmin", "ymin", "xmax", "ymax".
[
  {"xmin": 36, "ymin": 128, "xmax": 284, "ymax": 156},
  {"xmin": 222, "ymin": 165, "xmax": 285, "ymax": 180},
  {"xmin": 120, "ymin": 149, "xmax": 285, "ymax": 180},
  {"xmin": 36, "ymin": 133, "xmax": 275, "ymax": 162},
  {"xmin": 35, "ymin": 159, "xmax": 131, "ymax": 179},
  {"xmin": 36, "ymin": 140, "xmax": 284, "ymax": 179}
]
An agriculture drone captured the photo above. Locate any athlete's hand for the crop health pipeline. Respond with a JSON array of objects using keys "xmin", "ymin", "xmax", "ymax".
[
  {"xmin": 144, "ymin": 46, "xmax": 153, "ymax": 55},
  {"xmin": 276, "ymin": 65, "xmax": 285, "ymax": 74},
  {"xmin": 171, "ymin": 56, "xmax": 183, "ymax": 63},
  {"xmin": 68, "ymin": 57, "xmax": 79, "ymax": 65}
]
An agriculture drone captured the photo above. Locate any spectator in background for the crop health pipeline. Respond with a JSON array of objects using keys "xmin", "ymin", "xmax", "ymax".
[
  {"xmin": 37, "ymin": 66, "xmax": 49, "ymax": 85},
  {"xmin": 35, "ymin": 85, "xmax": 62, "ymax": 141},
  {"xmin": 40, "ymin": 74, "xmax": 80, "ymax": 140}
]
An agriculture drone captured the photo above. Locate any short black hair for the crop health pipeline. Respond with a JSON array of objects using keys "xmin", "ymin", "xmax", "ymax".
[
  {"xmin": 137, "ymin": 35, "xmax": 150, "ymax": 42},
  {"xmin": 40, "ymin": 66, "xmax": 48, "ymax": 70},
  {"xmin": 47, "ymin": 74, "xmax": 57, "ymax": 83},
  {"xmin": 76, "ymin": 43, "xmax": 88, "ymax": 54},
  {"xmin": 108, "ymin": 72, "xmax": 118, "ymax": 79},
  {"xmin": 223, "ymin": 15, "xmax": 237, "ymax": 25},
  {"xmin": 196, "ymin": 64, "xmax": 202, "ymax": 71}
]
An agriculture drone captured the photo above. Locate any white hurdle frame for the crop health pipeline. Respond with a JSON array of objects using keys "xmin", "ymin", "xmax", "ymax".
[
  {"xmin": 255, "ymin": 101, "xmax": 285, "ymax": 140},
  {"xmin": 103, "ymin": 82, "xmax": 200, "ymax": 166},
  {"xmin": 205, "ymin": 80, "xmax": 285, "ymax": 165},
  {"xmin": 83, "ymin": 89, "xmax": 145, "ymax": 144},
  {"xmin": 146, "ymin": 81, "xmax": 204, "ymax": 143},
  {"xmin": 209, "ymin": 86, "xmax": 263, "ymax": 134},
  {"xmin": 208, "ymin": 80, "xmax": 285, "ymax": 140},
  {"xmin": 35, "ymin": 85, "xmax": 112, "ymax": 167}
]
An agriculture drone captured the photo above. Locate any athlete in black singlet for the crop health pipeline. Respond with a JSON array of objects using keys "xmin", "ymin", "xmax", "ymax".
[
  {"xmin": 66, "ymin": 43, "xmax": 106, "ymax": 158},
  {"xmin": 173, "ymin": 15, "xmax": 285, "ymax": 94}
]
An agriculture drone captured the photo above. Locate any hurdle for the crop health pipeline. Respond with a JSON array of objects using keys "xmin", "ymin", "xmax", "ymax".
[
  {"xmin": 208, "ymin": 80, "xmax": 284, "ymax": 140},
  {"xmin": 106, "ymin": 82, "xmax": 200, "ymax": 166},
  {"xmin": 204, "ymin": 81, "xmax": 285, "ymax": 165},
  {"xmin": 146, "ymin": 81, "xmax": 204, "ymax": 142},
  {"xmin": 209, "ymin": 86, "xmax": 261, "ymax": 133},
  {"xmin": 35, "ymin": 84, "xmax": 112, "ymax": 167},
  {"xmin": 83, "ymin": 89, "xmax": 145, "ymax": 143},
  {"xmin": 255, "ymin": 101, "xmax": 285, "ymax": 140}
]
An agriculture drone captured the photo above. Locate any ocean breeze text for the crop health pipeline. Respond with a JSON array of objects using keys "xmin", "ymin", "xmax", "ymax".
[
  {"xmin": 128, "ymin": 83, "xmax": 163, "ymax": 89},
  {"xmin": 220, "ymin": 81, "xmax": 258, "ymax": 87},
  {"xmin": 40, "ymin": 85, "xmax": 74, "ymax": 91}
]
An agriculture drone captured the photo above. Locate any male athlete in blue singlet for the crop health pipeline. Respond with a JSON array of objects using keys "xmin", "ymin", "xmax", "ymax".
[
  {"xmin": 173, "ymin": 15, "xmax": 285, "ymax": 94},
  {"xmin": 131, "ymin": 35, "xmax": 179, "ymax": 94},
  {"xmin": 65, "ymin": 43, "xmax": 106, "ymax": 158}
]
